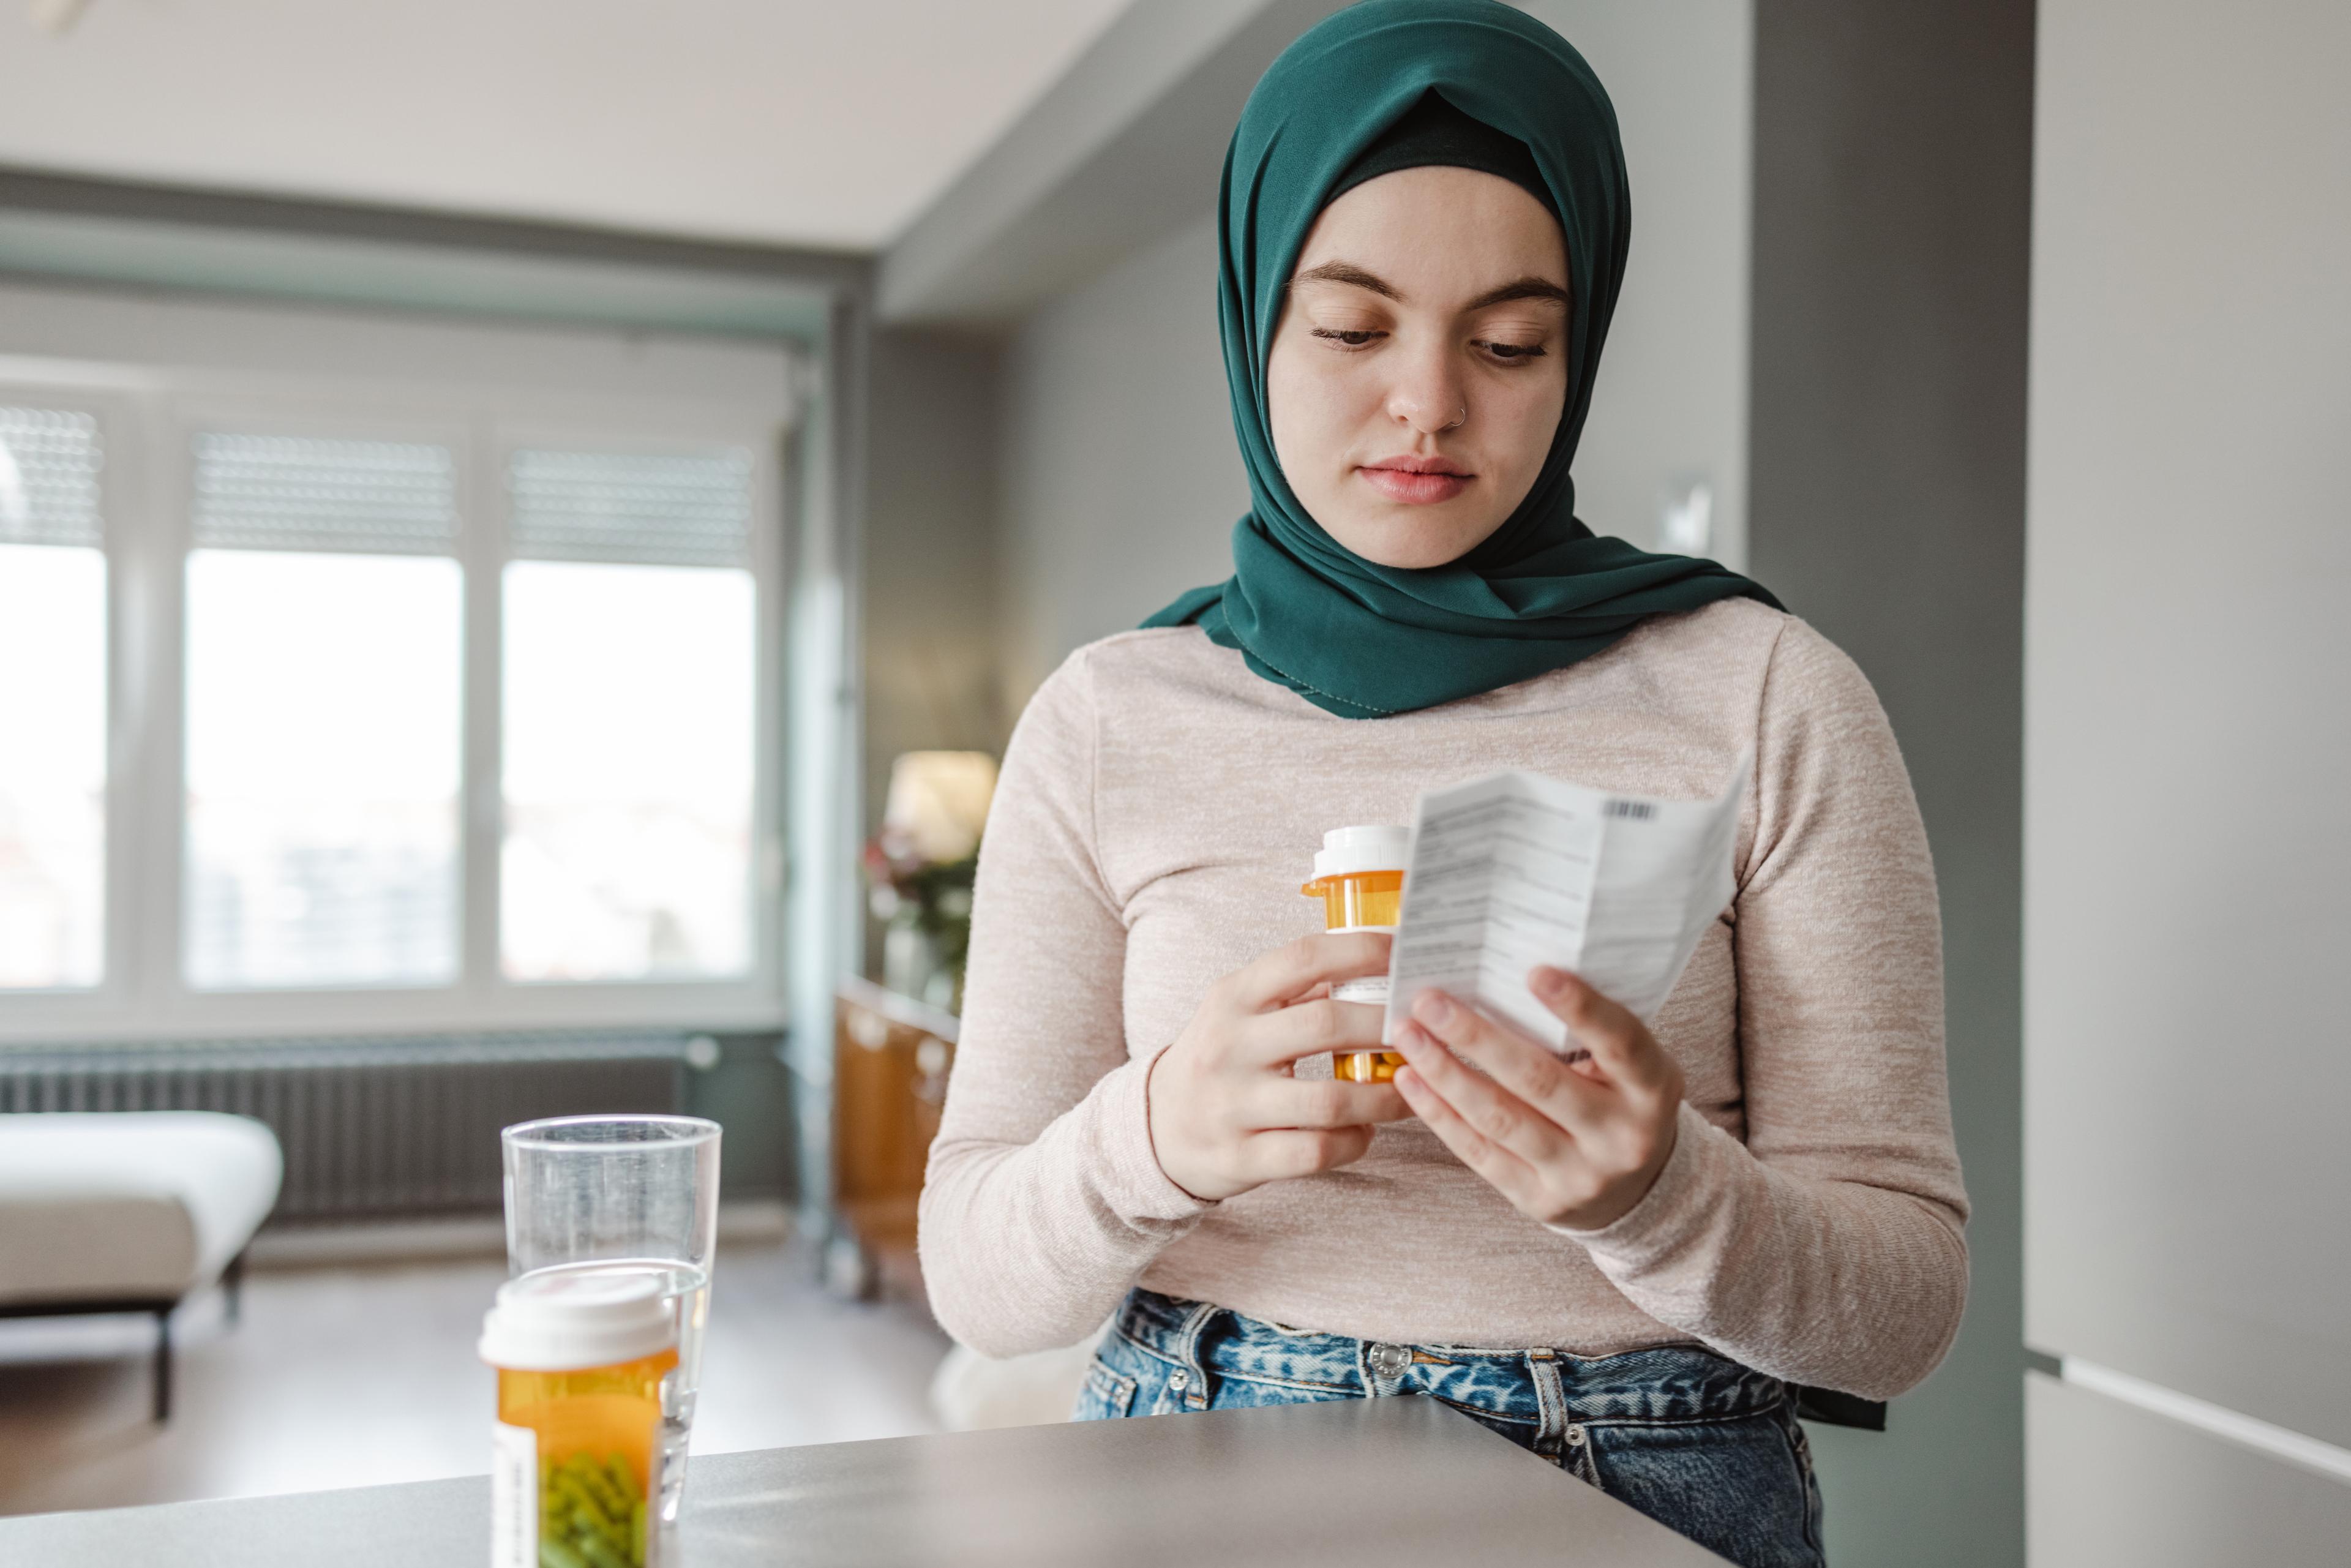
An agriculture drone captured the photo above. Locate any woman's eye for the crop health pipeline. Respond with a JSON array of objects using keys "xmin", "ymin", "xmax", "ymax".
[
  {"xmin": 1477, "ymin": 340, "xmax": 1548, "ymax": 362},
  {"xmin": 1310, "ymin": 328, "xmax": 1384, "ymax": 347}
]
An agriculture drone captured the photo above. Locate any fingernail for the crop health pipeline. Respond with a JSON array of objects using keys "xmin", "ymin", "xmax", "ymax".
[
  {"xmin": 1414, "ymin": 992, "xmax": 1454, "ymax": 1026},
  {"xmin": 1532, "ymin": 967, "xmax": 1572, "ymax": 999}
]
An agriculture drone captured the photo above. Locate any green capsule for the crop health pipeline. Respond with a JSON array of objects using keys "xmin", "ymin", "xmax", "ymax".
[
  {"xmin": 577, "ymin": 1457, "xmax": 624, "ymax": 1515},
  {"xmin": 577, "ymin": 1531, "xmax": 631, "ymax": 1568},
  {"xmin": 538, "ymin": 1538, "xmax": 588, "ymax": 1568}
]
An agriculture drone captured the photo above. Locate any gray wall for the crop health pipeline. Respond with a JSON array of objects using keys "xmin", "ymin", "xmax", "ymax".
[
  {"xmin": 1747, "ymin": 2, "xmax": 2034, "ymax": 1564},
  {"xmin": 685, "ymin": 1030, "xmax": 796, "ymax": 1202},
  {"xmin": 992, "ymin": 1, "xmax": 1759, "ymax": 705},
  {"xmin": 1515, "ymin": 0, "xmax": 1755, "ymax": 566},
  {"xmin": 865, "ymin": 327, "xmax": 1010, "ymax": 784},
  {"xmin": 996, "ymin": 214, "xmax": 1242, "ymax": 707},
  {"xmin": 2023, "ymin": 1, "xmax": 2351, "ymax": 1559},
  {"xmin": 859, "ymin": 324, "xmax": 1008, "ymax": 976}
]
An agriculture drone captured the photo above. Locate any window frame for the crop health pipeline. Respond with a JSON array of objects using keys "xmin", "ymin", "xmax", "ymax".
[
  {"xmin": 0, "ymin": 382, "xmax": 135, "ymax": 1017},
  {"xmin": 0, "ymin": 372, "xmax": 791, "ymax": 1043}
]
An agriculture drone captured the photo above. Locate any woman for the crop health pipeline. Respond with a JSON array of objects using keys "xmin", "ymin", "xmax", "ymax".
[{"xmin": 917, "ymin": 4, "xmax": 1967, "ymax": 1565}]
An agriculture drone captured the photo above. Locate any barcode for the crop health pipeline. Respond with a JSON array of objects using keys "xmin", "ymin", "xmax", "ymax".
[{"xmin": 1603, "ymin": 800, "xmax": 1655, "ymax": 821}]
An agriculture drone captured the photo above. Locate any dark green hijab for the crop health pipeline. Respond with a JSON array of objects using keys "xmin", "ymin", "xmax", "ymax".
[{"xmin": 1143, "ymin": 0, "xmax": 1777, "ymax": 719}]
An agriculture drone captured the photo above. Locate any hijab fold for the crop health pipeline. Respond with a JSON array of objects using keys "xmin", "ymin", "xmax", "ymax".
[{"xmin": 1142, "ymin": 0, "xmax": 1777, "ymax": 719}]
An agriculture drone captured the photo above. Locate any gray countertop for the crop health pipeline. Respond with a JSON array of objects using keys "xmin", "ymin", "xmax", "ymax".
[{"xmin": 0, "ymin": 1395, "xmax": 1728, "ymax": 1566}]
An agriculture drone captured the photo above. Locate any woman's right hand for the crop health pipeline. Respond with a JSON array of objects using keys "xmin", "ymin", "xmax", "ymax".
[{"xmin": 1146, "ymin": 931, "xmax": 1411, "ymax": 1202}]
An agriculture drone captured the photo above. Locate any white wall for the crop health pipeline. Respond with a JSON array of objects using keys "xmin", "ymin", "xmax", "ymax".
[
  {"xmin": 2025, "ymin": 1, "xmax": 2351, "ymax": 1558},
  {"xmin": 993, "ymin": 0, "xmax": 1755, "ymax": 707}
]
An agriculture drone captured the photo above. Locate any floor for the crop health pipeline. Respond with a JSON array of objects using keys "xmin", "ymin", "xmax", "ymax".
[{"xmin": 0, "ymin": 1239, "xmax": 951, "ymax": 1518}]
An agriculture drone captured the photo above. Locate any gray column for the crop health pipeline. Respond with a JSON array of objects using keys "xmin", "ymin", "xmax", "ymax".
[{"xmin": 1747, "ymin": 3, "xmax": 2035, "ymax": 1564}]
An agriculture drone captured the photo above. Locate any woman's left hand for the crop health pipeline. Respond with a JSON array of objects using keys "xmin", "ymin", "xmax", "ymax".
[{"xmin": 1392, "ymin": 965, "xmax": 1684, "ymax": 1231}]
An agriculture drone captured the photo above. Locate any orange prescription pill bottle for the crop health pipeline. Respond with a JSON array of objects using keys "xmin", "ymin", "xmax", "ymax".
[
  {"xmin": 481, "ymin": 1270, "xmax": 679, "ymax": 1568},
  {"xmin": 1301, "ymin": 824, "xmax": 1409, "ymax": 1082}
]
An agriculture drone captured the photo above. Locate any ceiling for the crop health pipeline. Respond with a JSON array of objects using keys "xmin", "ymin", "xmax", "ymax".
[{"xmin": 0, "ymin": 0, "xmax": 1133, "ymax": 251}]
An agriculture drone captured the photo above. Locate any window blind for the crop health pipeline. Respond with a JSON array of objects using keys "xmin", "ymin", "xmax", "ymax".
[
  {"xmin": 0, "ymin": 406, "xmax": 103, "ymax": 549},
  {"xmin": 190, "ymin": 433, "xmax": 457, "ymax": 555},
  {"xmin": 508, "ymin": 448, "xmax": 754, "ymax": 569}
]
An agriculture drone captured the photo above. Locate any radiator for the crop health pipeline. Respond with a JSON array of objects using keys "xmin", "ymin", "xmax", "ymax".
[{"xmin": 0, "ymin": 1033, "xmax": 689, "ymax": 1226}]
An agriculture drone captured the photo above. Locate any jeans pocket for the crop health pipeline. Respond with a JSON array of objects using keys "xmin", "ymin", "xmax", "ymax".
[
  {"xmin": 1581, "ymin": 1412, "xmax": 1824, "ymax": 1568},
  {"xmin": 1072, "ymin": 1354, "xmax": 1138, "ymax": 1422}
]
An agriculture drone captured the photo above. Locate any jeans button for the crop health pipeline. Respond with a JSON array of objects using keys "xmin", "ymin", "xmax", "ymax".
[
  {"xmin": 1368, "ymin": 1343, "xmax": 1411, "ymax": 1381},
  {"xmin": 1565, "ymin": 1424, "xmax": 1586, "ymax": 1447},
  {"xmin": 1169, "ymin": 1370, "xmax": 1189, "ymax": 1391}
]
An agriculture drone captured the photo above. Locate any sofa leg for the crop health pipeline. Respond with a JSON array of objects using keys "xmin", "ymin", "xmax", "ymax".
[
  {"xmin": 223, "ymin": 1250, "xmax": 247, "ymax": 1327},
  {"xmin": 153, "ymin": 1308, "xmax": 173, "ymax": 1424}
]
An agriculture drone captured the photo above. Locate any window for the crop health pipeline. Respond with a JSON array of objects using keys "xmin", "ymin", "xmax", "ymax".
[
  {"xmin": 501, "ymin": 450, "xmax": 758, "ymax": 982},
  {"xmin": 179, "ymin": 433, "xmax": 468, "ymax": 988},
  {"xmin": 0, "ymin": 407, "xmax": 107, "ymax": 991},
  {"xmin": 0, "ymin": 359, "xmax": 785, "ymax": 1038},
  {"xmin": 183, "ymin": 437, "xmax": 465, "ymax": 989}
]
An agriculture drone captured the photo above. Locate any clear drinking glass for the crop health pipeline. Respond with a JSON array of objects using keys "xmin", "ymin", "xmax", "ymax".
[{"xmin": 502, "ymin": 1114, "xmax": 720, "ymax": 1523}]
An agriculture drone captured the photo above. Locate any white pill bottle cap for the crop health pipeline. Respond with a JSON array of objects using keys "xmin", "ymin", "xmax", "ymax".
[
  {"xmin": 1313, "ymin": 825, "xmax": 1410, "ymax": 879},
  {"xmin": 478, "ymin": 1268, "xmax": 676, "ymax": 1372}
]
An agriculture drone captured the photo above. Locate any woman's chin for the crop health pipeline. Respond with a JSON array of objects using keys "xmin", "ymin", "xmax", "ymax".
[{"xmin": 1322, "ymin": 508, "xmax": 1505, "ymax": 571}]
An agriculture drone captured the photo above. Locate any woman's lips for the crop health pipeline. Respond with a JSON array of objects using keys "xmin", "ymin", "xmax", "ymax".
[{"xmin": 1358, "ymin": 458, "xmax": 1473, "ymax": 505}]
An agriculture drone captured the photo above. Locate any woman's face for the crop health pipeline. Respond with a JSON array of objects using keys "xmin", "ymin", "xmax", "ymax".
[{"xmin": 1266, "ymin": 166, "xmax": 1571, "ymax": 569}]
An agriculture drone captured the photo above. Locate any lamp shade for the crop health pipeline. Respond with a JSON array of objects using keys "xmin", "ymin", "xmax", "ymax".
[{"xmin": 881, "ymin": 751, "xmax": 997, "ymax": 864}]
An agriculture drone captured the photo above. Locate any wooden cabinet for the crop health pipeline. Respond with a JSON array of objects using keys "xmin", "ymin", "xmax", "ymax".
[{"xmin": 827, "ymin": 976, "xmax": 956, "ymax": 1302}]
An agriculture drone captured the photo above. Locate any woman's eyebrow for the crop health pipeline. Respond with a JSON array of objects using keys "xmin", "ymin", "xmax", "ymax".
[
  {"xmin": 1466, "ymin": 277, "xmax": 1572, "ymax": 310},
  {"xmin": 1290, "ymin": 261, "xmax": 1401, "ymax": 299}
]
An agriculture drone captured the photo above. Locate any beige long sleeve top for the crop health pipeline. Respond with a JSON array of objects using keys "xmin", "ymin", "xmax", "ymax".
[{"xmin": 918, "ymin": 599, "xmax": 1968, "ymax": 1400}]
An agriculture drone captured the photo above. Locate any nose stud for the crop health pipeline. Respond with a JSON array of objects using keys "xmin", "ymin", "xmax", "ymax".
[{"xmin": 1444, "ymin": 405, "xmax": 1466, "ymax": 430}]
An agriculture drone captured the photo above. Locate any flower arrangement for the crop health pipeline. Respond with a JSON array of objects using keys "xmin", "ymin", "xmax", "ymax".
[{"xmin": 863, "ymin": 751, "xmax": 996, "ymax": 1011}]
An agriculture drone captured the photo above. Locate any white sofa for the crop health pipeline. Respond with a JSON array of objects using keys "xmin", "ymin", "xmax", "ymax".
[{"xmin": 0, "ymin": 1111, "xmax": 283, "ymax": 1420}]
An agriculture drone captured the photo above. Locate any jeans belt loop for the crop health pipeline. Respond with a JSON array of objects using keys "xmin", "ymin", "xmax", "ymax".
[
  {"xmin": 1169, "ymin": 1300, "xmax": 1221, "ymax": 1411},
  {"xmin": 1527, "ymin": 1348, "xmax": 1569, "ymax": 1460}
]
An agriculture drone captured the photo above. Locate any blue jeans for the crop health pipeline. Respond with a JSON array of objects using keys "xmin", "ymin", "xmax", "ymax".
[{"xmin": 1077, "ymin": 1289, "xmax": 1824, "ymax": 1568}]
